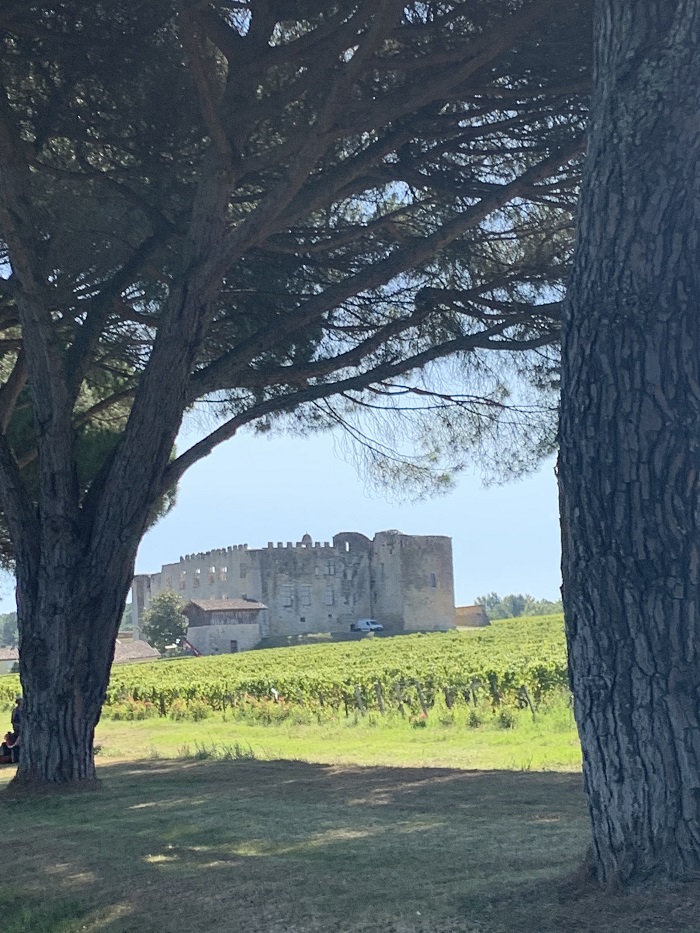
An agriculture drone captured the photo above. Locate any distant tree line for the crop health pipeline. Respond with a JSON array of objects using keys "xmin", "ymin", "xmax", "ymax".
[
  {"xmin": 474, "ymin": 593, "xmax": 562, "ymax": 620},
  {"xmin": 0, "ymin": 612, "xmax": 18, "ymax": 648},
  {"xmin": 120, "ymin": 604, "xmax": 133, "ymax": 632}
]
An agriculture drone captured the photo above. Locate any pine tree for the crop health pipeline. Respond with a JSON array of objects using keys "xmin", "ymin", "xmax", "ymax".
[{"xmin": 0, "ymin": 1, "xmax": 589, "ymax": 786}]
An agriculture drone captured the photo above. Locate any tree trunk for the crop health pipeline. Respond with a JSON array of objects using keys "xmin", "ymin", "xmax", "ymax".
[
  {"xmin": 10, "ymin": 542, "xmax": 135, "ymax": 788},
  {"xmin": 559, "ymin": 2, "xmax": 700, "ymax": 883}
]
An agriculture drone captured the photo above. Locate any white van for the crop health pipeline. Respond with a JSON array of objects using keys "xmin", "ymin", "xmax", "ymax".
[{"xmin": 350, "ymin": 619, "xmax": 383, "ymax": 632}]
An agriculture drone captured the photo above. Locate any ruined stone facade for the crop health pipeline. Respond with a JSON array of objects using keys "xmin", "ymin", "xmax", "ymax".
[{"xmin": 132, "ymin": 530, "xmax": 455, "ymax": 650}]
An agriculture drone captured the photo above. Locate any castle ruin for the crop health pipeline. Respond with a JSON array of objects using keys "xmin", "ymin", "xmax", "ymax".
[{"xmin": 132, "ymin": 530, "xmax": 455, "ymax": 652}]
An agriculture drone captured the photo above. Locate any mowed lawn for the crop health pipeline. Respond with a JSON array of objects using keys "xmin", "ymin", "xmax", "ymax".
[{"xmin": 2, "ymin": 753, "xmax": 700, "ymax": 932}]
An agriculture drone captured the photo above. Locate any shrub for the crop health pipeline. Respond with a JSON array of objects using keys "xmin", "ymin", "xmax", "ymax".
[
  {"xmin": 233, "ymin": 695, "xmax": 294, "ymax": 725},
  {"xmin": 410, "ymin": 713, "xmax": 428, "ymax": 729},
  {"xmin": 169, "ymin": 698, "xmax": 189, "ymax": 721},
  {"xmin": 104, "ymin": 697, "xmax": 157, "ymax": 721},
  {"xmin": 497, "ymin": 708, "xmax": 517, "ymax": 729},
  {"xmin": 189, "ymin": 699, "xmax": 211, "ymax": 721}
]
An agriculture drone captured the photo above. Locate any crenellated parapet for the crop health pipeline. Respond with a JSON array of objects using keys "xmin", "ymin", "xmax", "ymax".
[{"xmin": 133, "ymin": 529, "xmax": 455, "ymax": 648}]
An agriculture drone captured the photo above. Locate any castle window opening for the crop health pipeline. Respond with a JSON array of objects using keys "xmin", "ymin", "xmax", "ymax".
[
  {"xmin": 208, "ymin": 566, "xmax": 216, "ymax": 584},
  {"xmin": 230, "ymin": 640, "xmax": 238, "ymax": 653},
  {"xmin": 324, "ymin": 586, "xmax": 335, "ymax": 606},
  {"xmin": 179, "ymin": 571, "xmax": 186, "ymax": 590},
  {"xmin": 430, "ymin": 573, "xmax": 437, "ymax": 588},
  {"xmin": 281, "ymin": 584, "xmax": 294, "ymax": 608},
  {"xmin": 220, "ymin": 567, "xmax": 228, "ymax": 582},
  {"xmin": 193, "ymin": 569, "xmax": 201, "ymax": 588},
  {"xmin": 300, "ymin": 585, "xmax": 312, "ymax": 607},
  {"xmin": 323, "ymin": 559, "xmax": 335, "ymax": 576}
]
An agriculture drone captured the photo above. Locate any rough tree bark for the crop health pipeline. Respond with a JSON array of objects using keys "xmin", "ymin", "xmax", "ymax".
[
  {"xmin": 559, "ymin": 1, "xmax": 700, "ymax": 883},
  {"xmin": 15, "ymin": 552, "xmax": 133, "ymax": 784},
  {"xmin": 8, "ymin": 271, "xmax": 219, "ymax": 786}
]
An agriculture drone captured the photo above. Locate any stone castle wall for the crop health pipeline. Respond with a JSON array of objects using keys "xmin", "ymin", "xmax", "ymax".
[
  {"xmin": 132, "ymin": 530, "xmax": 455, "ymax": 643},
  {"xmin": 370, "ymin": 531, "xmax": 455, "ymax": 632}
]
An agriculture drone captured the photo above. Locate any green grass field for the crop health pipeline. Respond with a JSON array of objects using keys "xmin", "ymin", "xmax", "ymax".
[
  {"xmin": 2, "ymin": 618, "xmax": 700, "ymax": 932},
  {"xmin": 93, "ymin": 693, "xmax": 582, "ymax": 772}
]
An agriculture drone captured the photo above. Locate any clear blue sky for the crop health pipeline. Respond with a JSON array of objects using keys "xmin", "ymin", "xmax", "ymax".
[
  {"xmin": 0, "ymin": 426, "xmax": 562, "ymax": 612},
  {"xmin": 136, "ymin": 427, "xmax": 562, "ymax": 606}
]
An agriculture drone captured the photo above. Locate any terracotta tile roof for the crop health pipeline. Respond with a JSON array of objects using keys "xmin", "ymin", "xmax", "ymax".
[
  {"xmin": 113, "ymin": 639, "xmax": 161, "ymax": 663},
  {"xmin": 183, "ymin": 598, "xmax": 267, "ymax": 612},
  {"xmin": 1, "ymin": 642, "xmax": 160, "ymax": 666}
]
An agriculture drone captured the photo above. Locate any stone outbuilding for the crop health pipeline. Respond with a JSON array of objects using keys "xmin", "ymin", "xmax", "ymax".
[
  {"xmin": 112, "ymin": 638, "xmax": 161, "ymax": 664},
  {"xmin": 455, "ymin": 605, "xmax": 491, "ymax": 627},
  {"xmin": 181, "ymin": 597, "xmax": 268, "ymax": 655},
  {"xmin": 0, "ymin": 647, "xmax": 18, "ymax": 675}
]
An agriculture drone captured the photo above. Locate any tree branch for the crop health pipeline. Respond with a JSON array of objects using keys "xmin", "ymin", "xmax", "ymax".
[
  {"xmin": 164, "ymin": 309, "xmax": 556, "ymax": 494},
  {"xmin": 178, "ymin": 2, "xmax": 235, "ymax": 166},
  {"xmin": 0, "ymin": 430, "xmax": 38, "ymax": 573},
  {"xmin": 198, "ymin": 0, "xmax": 406, "ymax": 289},
  {"xmin": 0, "ymin": 347, "xmax": 26, "ymax": 431},
  {"xmin": 188, "ymin": 134, "xmax": 583, "ymax": 400}
]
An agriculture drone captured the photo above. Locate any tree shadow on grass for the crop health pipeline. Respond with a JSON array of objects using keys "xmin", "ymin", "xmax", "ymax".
[
  {"xmin": 458, "ymin": 866, "xmax": 700, "ymax": 933},
  {"xmin": 0, "ymin": 890, "xmax": 101, "ymax": 933},
  {"xmin": 1, "ymin": 760, "xmax": 698, "ymax": 933}
]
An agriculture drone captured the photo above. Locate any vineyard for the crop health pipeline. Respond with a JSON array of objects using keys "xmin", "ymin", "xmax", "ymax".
[{"xmin": 0, "ymin": 614, "xmax": 568, "ymax": 719}]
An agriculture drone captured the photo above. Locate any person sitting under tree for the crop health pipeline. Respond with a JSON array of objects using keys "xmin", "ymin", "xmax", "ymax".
[
  {"xmin": 0, "ymin": 731, "xmax": 18, "ymax": 764},
  {"xmin": 0, "ymin": 697, "xmax": 22, "ymax": 763}
]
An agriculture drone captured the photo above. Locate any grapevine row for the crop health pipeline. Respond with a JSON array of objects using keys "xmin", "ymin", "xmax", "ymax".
[{"xmin": 0, "ymin": 615, "xmax": 569, "ymax": 716}]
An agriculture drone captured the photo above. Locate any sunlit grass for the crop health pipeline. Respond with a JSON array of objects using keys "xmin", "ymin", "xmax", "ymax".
[{"xmin": 92, "ymin": 692, "xmax": 582, "ymax": 772}]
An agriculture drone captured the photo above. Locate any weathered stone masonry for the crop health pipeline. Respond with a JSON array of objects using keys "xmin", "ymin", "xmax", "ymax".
[{"xmin": 132, "ymin": 530, "xmax": 455, "ymax": 650}]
